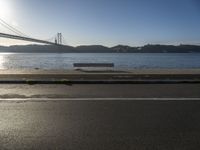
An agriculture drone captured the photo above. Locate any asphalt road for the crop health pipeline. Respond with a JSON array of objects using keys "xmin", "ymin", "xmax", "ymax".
[{"xmin": 0, "ymin": 83, "xmax": 200, "ymax": 150}]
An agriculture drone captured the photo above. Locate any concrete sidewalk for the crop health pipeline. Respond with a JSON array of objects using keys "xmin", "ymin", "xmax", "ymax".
[
  {"xmin": 0, "ymin": 69, "xmax": 199, "ymax": 84},
  {"xmin": 1, "ymin": 69, "xmax": 200, "ymax": 75}
]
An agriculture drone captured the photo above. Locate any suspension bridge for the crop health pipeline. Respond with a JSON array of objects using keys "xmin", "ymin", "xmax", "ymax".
[{"xmin": 0, "ymin": 18, "xmax": 64, "ymax": 45}]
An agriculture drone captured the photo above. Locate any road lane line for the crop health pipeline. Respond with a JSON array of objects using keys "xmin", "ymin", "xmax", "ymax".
[{"xmin": 0, "ymin": 98, "xmax": 200, "ymax": 101}]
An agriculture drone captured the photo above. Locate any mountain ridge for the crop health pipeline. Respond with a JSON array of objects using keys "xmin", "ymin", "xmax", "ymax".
[{"xmin": 0, "ymin": 44, "xmax": 200, "ymax": 53}]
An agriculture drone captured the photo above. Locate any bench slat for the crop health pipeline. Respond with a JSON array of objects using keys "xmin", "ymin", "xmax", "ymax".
[{"xmin": 74, "ymin": 63, "xmax": 114, "ymax": 67}]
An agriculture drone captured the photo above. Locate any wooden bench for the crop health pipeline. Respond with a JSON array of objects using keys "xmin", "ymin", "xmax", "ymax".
[{"xmin": 73, "ymin": 63, "xmax": 114, "ymax": 68}]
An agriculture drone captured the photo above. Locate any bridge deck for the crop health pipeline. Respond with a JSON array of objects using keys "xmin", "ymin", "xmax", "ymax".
[{"xmin": 0, "ymin": 32, "xmax": 56, "ymax": 45}]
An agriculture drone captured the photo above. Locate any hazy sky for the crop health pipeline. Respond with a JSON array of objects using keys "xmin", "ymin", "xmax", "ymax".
[{"xmin": 0, "ymin": 0, "xmax": 200, "ymax": 46}]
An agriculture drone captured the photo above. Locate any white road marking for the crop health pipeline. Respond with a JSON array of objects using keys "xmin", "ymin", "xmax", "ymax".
[{"xmin": 0, "ymin": 98, "xmax": 200, "ymax": 101}]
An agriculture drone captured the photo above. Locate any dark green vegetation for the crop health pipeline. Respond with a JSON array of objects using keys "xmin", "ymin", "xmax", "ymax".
[{"xmin": 0, "ymin": 44, "xmax": 200, "ymax": 53}]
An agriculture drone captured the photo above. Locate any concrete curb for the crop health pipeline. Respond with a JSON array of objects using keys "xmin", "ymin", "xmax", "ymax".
[{"xmin": 0, "ymin": 80, "xmax": 200, "ymax": 84}]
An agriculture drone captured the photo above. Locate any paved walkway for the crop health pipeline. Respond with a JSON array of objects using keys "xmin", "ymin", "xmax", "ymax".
[{"xmin": 0, "ymin": 69, "xmax": 199, "ymax": 83}]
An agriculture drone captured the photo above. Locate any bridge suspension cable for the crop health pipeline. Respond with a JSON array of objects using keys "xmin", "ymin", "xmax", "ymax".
[
  {"xmin": 0, "ymin": 32, "xmax": 56, "ymax": 45},
  {"xmin": 0, "ymin": 18, "xmax": 29, "ymax": 37},
  {"xmin": 62, "ymin": 36, "xmax": 67, "ymax": 45},
  {"xmin": 44, "ymin": 34, "xmax": 57, "ymax": 42},
  {"xmin": 0, "ymin": 18, "xmax": 65, "ymax": 45}
]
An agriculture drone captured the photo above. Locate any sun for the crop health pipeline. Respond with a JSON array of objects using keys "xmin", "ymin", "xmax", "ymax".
[{"xmin": 0, "ymin": 1, "xmax": 12, "ymax": 20}]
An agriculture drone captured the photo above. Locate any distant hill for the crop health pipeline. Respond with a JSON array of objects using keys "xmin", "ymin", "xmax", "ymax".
[
  {"xmin": 0, "ymin": 44, "xmax": 200, "ymax": 53},
  {"xmin": 76, "ymin": 45, "xmax": 112, "ymax": 53},
  {"xmin": 0, "ymin": 45, "xmax": 75, "ymax": 53}
]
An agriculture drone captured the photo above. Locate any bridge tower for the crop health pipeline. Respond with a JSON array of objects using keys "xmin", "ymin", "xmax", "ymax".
[{"xmin": 55, "ymin": 33, "xmax": 62, "ymax": 45}]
